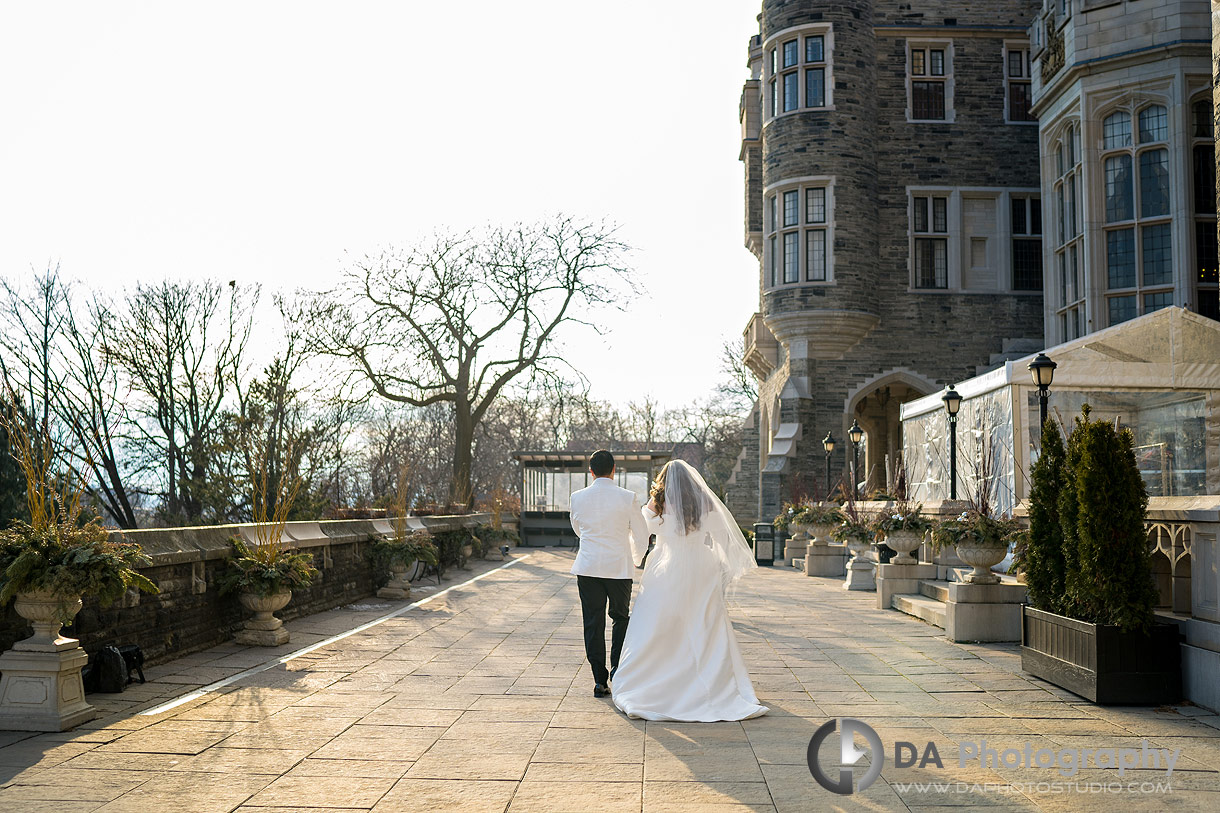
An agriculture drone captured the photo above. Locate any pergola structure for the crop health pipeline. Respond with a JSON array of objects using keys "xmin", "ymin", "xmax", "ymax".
[{"xmin": 510, "ymin": 450, "xmax": 671, "ymax": 547}]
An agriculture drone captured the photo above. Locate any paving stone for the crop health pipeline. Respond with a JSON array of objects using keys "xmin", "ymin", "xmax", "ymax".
[
  {"xmin": 372, "ymin": 778, "xmax": 517, "ymax": 812},
  {"xmin": 168, "ymin": 747, "xmax": 311, "ymax": 774},
  {"xmin": 91, "ymin": 771, "xmax": 274, "ymax": 813},
  {"xmin": 524, "ymin": 762, "xmax": 644, "ymax": 782},
  {"xmin": 406, "ymin": 750, "xmax": 533, "ymax": 781},
  {"xmin": 0, "ymin": 767, "xmax": 151, "ymax": 801},
  {"xmin": 5, "ymin": 550, "xmax": 1217, "ymax": 812},
  {"xmin": 246, "ymin": 774, "xmax": 396, "ymax": 808},
  {"xmin": 0, "ymin": 800, "xmax": 103, "ymax": 813},
  {"xmin": 507, "ymin": 780, "xmax": 641, "ymax": 812}
]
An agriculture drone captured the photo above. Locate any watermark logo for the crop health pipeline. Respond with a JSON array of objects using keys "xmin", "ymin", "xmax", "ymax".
[
  {"xmin": 807, "ymin": 718, "xmax": 884, "ymax": 795},
  {"xmin": 807, "ymin": 719, "xmax": 1182, "ymax": 797}
]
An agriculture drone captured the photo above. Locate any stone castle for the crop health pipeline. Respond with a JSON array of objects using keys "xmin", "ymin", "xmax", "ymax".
[{"xmin": 727, "ymin": 0, "xmax": 1217, "ymax": 524}]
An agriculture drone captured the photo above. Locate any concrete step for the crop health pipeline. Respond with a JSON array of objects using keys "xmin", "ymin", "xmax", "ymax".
[
  {"xmin": 892, "ymin": 593, "xmax": 946, "ymax": 629},
  {"xmin": 1001, "ymin": 337, "xmax": 1043, "ymax": 354},
  {"xmin": 919, "ymin": 580, "xmax": 950, "ymax": 602}
]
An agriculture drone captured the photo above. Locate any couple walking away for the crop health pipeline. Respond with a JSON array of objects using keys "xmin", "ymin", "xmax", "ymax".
[{"xmin": 568, "ymin": 450, "xmax": 768, "ymax": 722}]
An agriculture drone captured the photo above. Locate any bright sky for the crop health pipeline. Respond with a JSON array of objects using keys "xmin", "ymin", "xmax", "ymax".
[{"xmin": 0, "ymin": 1, "xmax": 761, "ymax": 409}]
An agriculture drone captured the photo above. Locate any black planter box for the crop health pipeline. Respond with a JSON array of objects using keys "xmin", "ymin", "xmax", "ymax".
[{"xmin": 1021, "ymin": 606, "xmax": 1181, "ymax": 705}]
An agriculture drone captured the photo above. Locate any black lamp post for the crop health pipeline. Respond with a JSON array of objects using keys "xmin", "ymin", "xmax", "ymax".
[
  {"xmin": 1028, "ymin": 353, "xmax": 1058, "ymax": 431},
  {"xmin": 822, "ymin": 431, "xmax": 835, "ymax": 498},
  {"xmin": 848, "ymin": 419, "xmax": 864, "ymax": 499},
  {"xmin": 942, "ymin": 385, "xmax": 962, "ymax": 500}
]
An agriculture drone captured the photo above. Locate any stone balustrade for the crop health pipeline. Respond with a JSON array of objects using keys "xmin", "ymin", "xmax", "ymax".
[
  {"xmin": 0, "ymin": 514, "xmax": 494, "ymax": 667},
  {"xmin": 1145, "ymin": 497, "xmax": 1220, "ymax": 712}
]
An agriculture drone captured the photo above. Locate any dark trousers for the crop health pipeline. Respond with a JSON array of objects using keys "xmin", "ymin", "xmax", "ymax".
[{"xmin": 576, "ymin": 575, "xmax": 632, "ymax": 686}]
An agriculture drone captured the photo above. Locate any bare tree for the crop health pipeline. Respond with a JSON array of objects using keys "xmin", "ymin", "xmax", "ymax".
[
  {"xmin": 103, "ymin": 280, "xmax": 257, "ymax": 524},
  {"xmin": 0, "ymin": 267, "xmax": 143, "ymax": 527},
  {"xmin": 718, "ymin": 337, "xmax": 758, "ymax": 411},
  {"xmin": 302, "ymin": 216, "xmax": 636, "ymax": 506}
]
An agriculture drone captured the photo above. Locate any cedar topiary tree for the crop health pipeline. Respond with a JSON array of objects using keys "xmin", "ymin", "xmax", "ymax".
[
  {"xmin": 1062, "ymin": 405, "xmax": 1157, "ymax": 633},
  {"xmin": 1020, "ymin": 417, "xmax": 1067, "ymax": 614},
  {"xmin": 1056, "ymin": 407, "xmax": 1086, "ymax": 620}
]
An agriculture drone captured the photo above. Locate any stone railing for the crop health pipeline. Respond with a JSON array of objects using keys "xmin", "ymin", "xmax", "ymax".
[
  {"xmin": 1145, "ymin": 497, "xmax": 1220, "ymax": 711},
  {"xmin": 0, "ymin": 514, "xmax": 493, "ymax": 666}
]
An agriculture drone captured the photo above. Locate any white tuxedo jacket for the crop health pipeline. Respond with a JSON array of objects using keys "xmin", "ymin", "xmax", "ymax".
[{"xmin": 568, "ymin": 477, "xmax": 651, "ymax": 579}]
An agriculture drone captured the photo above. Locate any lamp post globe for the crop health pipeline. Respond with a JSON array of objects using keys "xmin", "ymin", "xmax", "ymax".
[
  {"xmin": 1028, "ymin": 353, "xmax": 1057, "ymax": 429},
  {"xmin": 942, "ymin": 385, "xmax": 962, "ymax": 417}
]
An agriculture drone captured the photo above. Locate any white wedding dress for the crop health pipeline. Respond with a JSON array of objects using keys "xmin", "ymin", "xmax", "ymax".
[{"xmin": 611, "ymin": 496, "xmax": 768, "ymax": 722}]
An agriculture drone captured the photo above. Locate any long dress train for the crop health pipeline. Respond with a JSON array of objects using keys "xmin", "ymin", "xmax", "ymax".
[{"xmin": 610, "ymin": 508, "xmax": 768, "ymax": 722}]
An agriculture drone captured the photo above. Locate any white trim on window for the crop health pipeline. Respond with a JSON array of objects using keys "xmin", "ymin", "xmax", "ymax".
[
  {"xmin": 1003, "ymin": 40, "xmax": 1036, "ymax": 125},
  {"xmin": 907, "ymin": 187, "xmax": 1042, "ymax": 294},
  {"xmin": 762, "ymin": 24, "xmax": 834, "ymax": 124},
  {"xmin": 906, "ymin": 39, "xmax": 954, "ymax": 123},
  {"xmin": 763, "ymin": 176, "xmax": 835, "ymax": 289}
]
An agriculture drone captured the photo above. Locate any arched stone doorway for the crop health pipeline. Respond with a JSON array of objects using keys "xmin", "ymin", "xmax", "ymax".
[{"xmin": 844, "ymin": 369, "xmax": 939, "ymax": 495}]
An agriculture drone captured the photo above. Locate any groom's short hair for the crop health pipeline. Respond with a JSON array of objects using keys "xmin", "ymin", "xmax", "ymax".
[{"xmin": 589, "ymin": 450, "xmax": 614, "ymax": 477}]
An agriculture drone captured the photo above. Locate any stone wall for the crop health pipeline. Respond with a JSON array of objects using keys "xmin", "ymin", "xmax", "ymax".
[
  {"xmin": 736, "ymin": 1, "xmax": 1046, "ymax": 523},
  {"xmin": 0, "ymin": 515, "xmax": 490, "ymax": 667}
]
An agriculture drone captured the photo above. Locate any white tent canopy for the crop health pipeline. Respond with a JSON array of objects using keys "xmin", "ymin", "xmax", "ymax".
[{"xmin": 901, "ymin": 308, "xmax": 1220, "ymax": 512}]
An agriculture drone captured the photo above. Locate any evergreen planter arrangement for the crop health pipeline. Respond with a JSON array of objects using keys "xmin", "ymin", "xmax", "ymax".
[
  {"xmin": 871, "ymin": 502, "xmax": 932, "ymax": 565},
  {"xmin": 473, "ymin": 524, "xmax": 520, "ymax": 559},
  {"xmin": 369, "ymin": 529, "xmax": 437, "ymax": 600},
  {"xmin": 0, "ymin": 407, "xmax": 158, "ymax": 730},
  {"xmin": 220, "ymin": 536, "xmax": 318, "ymax": 646},
  {"xmin": 1015, "ymin": 407, "xmax": 1181, "ymax": 705},
  {"xmin": 931, "ymin": 511, "xmax": 1022, "ymax": 584},
  {"xmin": 832, "ymin": 500, "xmax": 876, "ymax": 591},
  {"xmin": 220, "ymin": 439, "xmax": 317, "ymax": 647},
  {"xmin": 795, "ymin": 503, "xmax": 845, "ymax": 547}
]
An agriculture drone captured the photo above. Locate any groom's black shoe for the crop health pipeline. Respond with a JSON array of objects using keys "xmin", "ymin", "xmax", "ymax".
[{"xmin": 593, "ymin": 683, "xmax": 611, "ymax": 698}]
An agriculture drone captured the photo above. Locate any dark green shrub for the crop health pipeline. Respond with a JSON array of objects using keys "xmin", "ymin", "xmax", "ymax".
[
  {"xmin": 217, "ymin": 537, "xmax": 318, "ymax": 598},
  {"xmin": 0, "ymin": 520, "xmax": 159, "ymax": 621},
  {"xmin": 1018, "ymin": 418, "xmax": 1068, "ymax": 614},
  {"xmin": 429, "ymin": 529, "xmax": 472, "ymax": 577},
  {"xmin": 1062, "ymin": 406, "xmax": 1157, "ymax": 633},
  {"xmin": 367, "ymin": 531, "xmax": 438, "ymax": 586}
]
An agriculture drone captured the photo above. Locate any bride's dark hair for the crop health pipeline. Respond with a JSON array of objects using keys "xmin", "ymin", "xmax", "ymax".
[{"xmin": 649, "ymin": 461, "xmax": 708, "ymax": 534}]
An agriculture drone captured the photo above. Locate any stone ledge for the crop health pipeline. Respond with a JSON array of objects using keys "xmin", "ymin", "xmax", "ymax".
[{"xmin": 114, "ymin": 515, "xmax": 492, "ymax": 566}]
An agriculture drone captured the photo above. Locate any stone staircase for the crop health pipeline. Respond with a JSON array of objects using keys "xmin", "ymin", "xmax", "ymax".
[
  {"xmin": 886, "ymin": 570, "xmax": 1027, "ymax": 641},
  {"xmin": 974, "ymin": 337, "xmax": 1043, "ymax": 376},
  {"xmin": 891, "ymin": 580, "xmax": 949, "ymax": 629}
]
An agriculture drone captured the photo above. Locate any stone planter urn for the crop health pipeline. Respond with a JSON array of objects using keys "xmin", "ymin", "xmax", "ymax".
[
  {"xmin": 843, "ymin": 537, "xmax": 876, "ymax": 591},
  {"xmin": 461, "ymin": 543, "xmax": 474, "ymax": 560},
  {"xmin": 0, "ymin": 590, "xmax": 96, "ymax": 731},
  {"xmin": 235, "ymin": 590, "xmax": 292, "ymax": 646},
  {"xmin": 808, "ymin": 524, "xmax": 837, "ymax": 547},
  {"xmin": 883, "ymin": 529, "xmax": 924, "ymax": 565},
  {"xmin": 784, "ymin": 524, "xmax": 811, "ymax": 567},
  {"xmin": 377, "ymin": 562, "xmax": 413, "ymax": 600},
  {"xmin": 954, "ymin": 543, "xmax": 1006, "ymax": 584}
]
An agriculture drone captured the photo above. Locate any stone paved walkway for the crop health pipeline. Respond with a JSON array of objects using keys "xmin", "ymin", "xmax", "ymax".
[{"xmin": 1, "ymin": 550, "xmax": 1218, "ymax": 812}]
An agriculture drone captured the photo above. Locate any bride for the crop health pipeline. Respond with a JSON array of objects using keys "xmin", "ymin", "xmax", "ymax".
[{"xmin": 611, "ymin": 459, "xmax": 768, "ymax": 722}]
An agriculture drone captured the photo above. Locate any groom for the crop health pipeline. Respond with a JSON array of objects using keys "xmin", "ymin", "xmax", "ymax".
[{"xmin": 568, "ymin": 450, "xmax": 650, "ymax": 697}]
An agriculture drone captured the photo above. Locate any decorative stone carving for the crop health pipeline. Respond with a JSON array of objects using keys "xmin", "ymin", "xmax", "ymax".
[{"xmin": 764, "ymin": 310, "xmax": 880, "ymax": 361}]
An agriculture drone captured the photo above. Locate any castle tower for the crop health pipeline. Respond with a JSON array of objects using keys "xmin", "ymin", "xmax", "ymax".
[{"xmin": 731, "ymin": 1, "xmax": 1045, "ymax": 522}]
